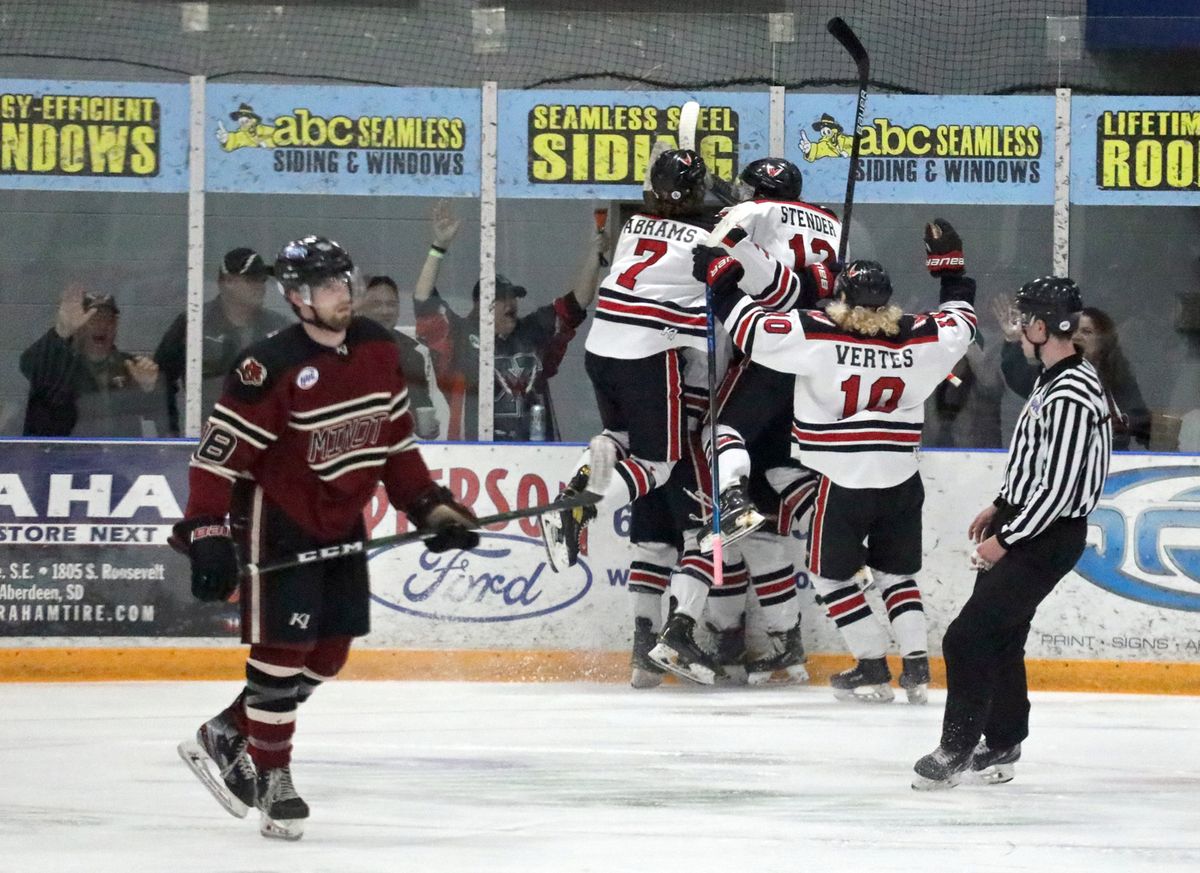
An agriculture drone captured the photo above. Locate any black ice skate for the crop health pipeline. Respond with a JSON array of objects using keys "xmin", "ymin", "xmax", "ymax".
[
  {"xmin": 630, "ymin": 616, "xmax": 665, "ymax": 689},
  {"xmin": 829, "ymin": 656, "xmax": 894, "ymax": 703},
  {"xmin": 256, "ymin": 766, "xmax": 310, "ymax": 840},
  {"xmin": 746, "ymin": 622, "xmax": 809, "ymax": 686},
  {"xmin": 911, "ymin": 745, "xmax": 974, "ymax": 791},
  {"xmin": 540, "ymin": 466, "xmax": 597, "ymax": 572},
  {"xmin": 177, "ymin": 711, "xmax": 257, "ymax": 818},
  {"xmin": 967, "ymin": 740, "xmax": 1021, "ymax": 785},
  {"xmin": 711, "ymin": 622, "xmax": 747, "ymax": 686},
  {"xmin": 899, "ymin": 654, "xmax": 931, "ymax": 705},
  {"xmin": 648, "ymin": 613, "xmax": 724, "ymax": 686},
  {"xmin": 698, "ymin": 478, "xmax": 765, "ymax": 553}
]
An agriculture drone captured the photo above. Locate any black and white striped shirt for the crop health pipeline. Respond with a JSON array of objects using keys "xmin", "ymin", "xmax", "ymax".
[{"xmin": 996, "ymin": 353, "xmax": 1112, "ymax": 547}]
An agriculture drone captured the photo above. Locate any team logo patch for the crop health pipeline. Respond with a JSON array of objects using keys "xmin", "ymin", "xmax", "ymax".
[
  {"xmin": 236, "ymin": 357, "xmax": 266, "ymax": 386},
  {"xmin": 296, "ymin": 366, "xmax": 319, "ymax": 390}
]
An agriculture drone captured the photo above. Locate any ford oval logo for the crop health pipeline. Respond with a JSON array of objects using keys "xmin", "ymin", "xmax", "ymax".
[
  {"xmin": 368, "ymin": 533, "xmax": 592, "ymax": 622},
  {"xmin": 1077, "ymin": 465, "xmax": 1200, "ymax": 611}
]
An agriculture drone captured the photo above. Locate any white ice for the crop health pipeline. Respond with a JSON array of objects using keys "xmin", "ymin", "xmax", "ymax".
[{"xmin": 1, "ymin": 680, "xmax": 1197, "ymax": 873}]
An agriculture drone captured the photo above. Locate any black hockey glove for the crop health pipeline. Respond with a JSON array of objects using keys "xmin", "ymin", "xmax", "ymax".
[
  {"xmin": 172, "ymin": 517, "xmax": 239, "ymax": 602},
  {"xmin": 924, "ymin": 218, "xmax": 964, "ymax": 276},
  {"xmin": 691, "ymin": 246, "xmax": 745, "ymax": 301},
  {"xmin": 407, "ymin": 484, "xmax": 481, "ymax": 553}
]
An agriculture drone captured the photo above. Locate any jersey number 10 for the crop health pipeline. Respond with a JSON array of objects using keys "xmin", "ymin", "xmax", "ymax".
[{"xmin": 840, "ymin": 375, "xmax": 905, "ymax": 418}]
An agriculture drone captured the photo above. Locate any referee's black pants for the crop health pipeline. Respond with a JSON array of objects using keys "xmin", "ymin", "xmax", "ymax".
[{"xmin": 938, "ymin": 506, "xmax": 1087, "ymax": 753}]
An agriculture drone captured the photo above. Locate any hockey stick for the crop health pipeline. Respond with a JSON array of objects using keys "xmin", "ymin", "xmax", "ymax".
[
  {"xmin": 244, "ymin": 491, "xmax": 602, "ymax": 576},
  {"xmin": 827, "ymin": 16, "xmax": 869, "ymax": 264},
  {"xmin": 677, "ymin": 99, "xmax": 738, "ymax": 207}
]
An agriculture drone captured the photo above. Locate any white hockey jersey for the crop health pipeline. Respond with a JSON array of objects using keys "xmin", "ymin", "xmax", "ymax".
[
  {"xmin": 722, "ymin": 292, "xmax": 977, "ymax": 488},
  {"xmin": 587, "ymin": 213, "xmax": 713, "ymax": 359},
  {"xmin": 712, "ymin": 199, "xmax": 841, "ymax": 312}
]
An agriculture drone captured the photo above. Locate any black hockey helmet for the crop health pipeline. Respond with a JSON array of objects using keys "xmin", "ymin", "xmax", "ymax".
[
  {"xmin": 1014, "ymin": 275, "xmax": 1082, "ymax": 335},
  {"xmin": 738, "ymin": 157, "xmax": 802, "ymax": 201},
  {"xmin": 274, "ymin": 235, "xmax": 357, "ymax": 305},
  {"xmin": 835, "ymin": 259, "xmax": 893, "ymax": 308},
  {"xmin": 650, "ymin": 148, "xmax": 707, "ymax": 208}
]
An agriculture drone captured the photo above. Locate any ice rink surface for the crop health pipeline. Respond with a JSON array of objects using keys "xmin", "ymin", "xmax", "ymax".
[{"xmin": 1, "ymin": 679, "xmax": 1196, "ymax": 873}]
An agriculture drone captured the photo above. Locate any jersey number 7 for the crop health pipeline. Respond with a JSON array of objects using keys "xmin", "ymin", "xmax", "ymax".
[{"xmin": 616, "ymin": 239, "xmax": 668, "ymax": 289}]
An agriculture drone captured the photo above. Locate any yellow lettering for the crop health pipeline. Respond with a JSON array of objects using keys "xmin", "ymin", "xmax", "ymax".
[
  {"xmin": 530, "ymin": 132, "xmax": 567, "ymax": 181},
  {"xmin": 1101, "ymin": 139, "xmax": 1130, "ymax": 187},
  {"xmin": 130, "ymin": 126, "xmax": 157, "ymax": 175}
]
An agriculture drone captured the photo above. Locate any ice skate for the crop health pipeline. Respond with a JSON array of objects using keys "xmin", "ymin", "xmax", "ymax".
[
  {"xmin": 649, "ymin": 613, "xmax": 723, "ymax": 686},
  {"xmin": 967, "ymin": 740, "xmax": 1020, "ymax": 785},
  {"xmin": 899, "ymin": 654, "xmax": 931, "ymax": 705},
  {"xmin": 698, "ymin": 478, "xmax": 765, "ymax": 553},
  {"xmin": 256, "ymin": 766, "xmax": 309, "ymax": 841},
  {"xmin": 177, "ymin": 711, "xmax": 257, "ymax": 818},
  {"xmin": 911, "ymin": 745, "xmax": 973, "ymax": 791},
  {"xmin": 829, "ymin": 656, "xmax": 894, "ymax": 703},
  {"xmin": 630, "ymin": 616, "xmax": 665, "ymax": 689},
  {"xmin": 711, "ymin": 623, "xmax": 747, "ymax": 686},
  {"xmin": 746, "ymin": 622, "xmax": 809, "ymax": 686},
  {"xmin": 539, "ymin": 466, "xmax": 596, "ymax": 572}
]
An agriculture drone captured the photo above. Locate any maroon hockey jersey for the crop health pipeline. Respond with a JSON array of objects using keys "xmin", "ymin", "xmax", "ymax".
[{"xmin": 185, "ymin": 317, "xmax": 434, "ymax": 541}]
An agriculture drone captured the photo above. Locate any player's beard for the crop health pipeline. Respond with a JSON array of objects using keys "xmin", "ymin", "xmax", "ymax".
[{"xmin": 322, "ymin": 305, "xmax": 353, "ymax": 331}]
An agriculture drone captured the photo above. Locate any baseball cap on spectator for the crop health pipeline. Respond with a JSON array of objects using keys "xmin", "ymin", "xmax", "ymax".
[
  {"xmin": 83, "ymin": 293, "xmax": 120, "ymax": 315},
  {"xmin": 219, "ymin": 247, "xmax": 273, "ymax": 280},
  {"xmin": 472, "ymin": 274, "xmax": 527, "ymax": 301}
]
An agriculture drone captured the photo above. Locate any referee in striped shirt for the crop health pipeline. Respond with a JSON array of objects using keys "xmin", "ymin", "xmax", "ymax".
[{"xmin": 913, "ymin": 276, "xmax": 1112, "ymax": 789}]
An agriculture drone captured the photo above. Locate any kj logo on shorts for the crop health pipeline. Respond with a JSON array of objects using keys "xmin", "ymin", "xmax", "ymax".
[{"xmin": 1077, "ymin": 465, "xmax": 1200, "ymax": 611}]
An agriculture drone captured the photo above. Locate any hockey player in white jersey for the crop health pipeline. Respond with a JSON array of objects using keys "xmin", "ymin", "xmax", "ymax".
[
  {"xmin": 701, "ymin": 219, "xmax": 977, "ymax": 703},
  {"xmin": 540, "ymin": 148, "xmax": 724, "ymax": 677},
  {"xmin": 698, "ymin": 157, "xmax": 840, "ymax": 552}
]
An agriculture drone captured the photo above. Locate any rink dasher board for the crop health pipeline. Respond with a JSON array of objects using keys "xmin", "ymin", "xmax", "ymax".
[{"xmin": 0, "ymin": 440, "xmax": 1198, "ymax": 688}]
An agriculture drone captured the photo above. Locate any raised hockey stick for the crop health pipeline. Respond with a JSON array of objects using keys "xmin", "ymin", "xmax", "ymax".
[
  {"xmin": 677, "ymin": 99, "xmax": 738, "ymax": 207},
  {"xmin": 703, "ymin": 277, "xmax": 725, "ymax": 587},
  {"xmin": 827, "ymin": 16, "xmax": 869, "ymax": 264},
  {"xmin": 244, "ymin": 491, "xmax": 602, "ymax": 576}
]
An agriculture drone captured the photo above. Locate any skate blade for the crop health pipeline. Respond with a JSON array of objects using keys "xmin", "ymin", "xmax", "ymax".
[
  {"xmin": 747, "ymin": 664, "xmax": 810, "ymax": 686},
  {"xmin": 715, "ymin": 665, "xmax": 747, "ymax": 686},
  {"xmin": 832, "ymin": 684, "xmax": 895, "ymax": 703},
  {"xmin": 966, "ymin": 764, "xmax": 1015, "ymax": 785},
  {"xmin": 903, "ymin": 683, "xmax": 929, "ymax": 705},
  {"xmin": 260, "ymin": 813, "xmax": 305, "ymax": 841},
  {"xmin": 538, "ymin": 515, "xmax": 569, "ymax": 573},
  {"xmin": 698, "ymin": 511, "xmax": 766, "ymax": 554},
  {"xmin": 630, "ymin": 667, "xmax": 664, "ymax": 689},
  {"xmin": 647, "ymin": 643, "xmax": 716, "ymax": 685},
  {"xmin": 911, "ymin": 772, "xmax": 963, "ymax": 791},
  {"xmin": 177, "ymin": 740, "xmax": 249, "ymax": 819}
]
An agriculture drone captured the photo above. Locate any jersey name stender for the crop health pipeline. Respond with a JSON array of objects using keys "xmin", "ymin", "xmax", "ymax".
[{"xmin": 586, "ymin": 213, "xmax": 714, "ymax": 359}]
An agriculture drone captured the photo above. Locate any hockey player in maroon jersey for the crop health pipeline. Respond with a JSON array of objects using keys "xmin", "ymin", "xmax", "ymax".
[
  {"xmin": 174, "ymin": 236, "xmax": 478, "ymax": 840},
  {"xmin": 700, "ymin": 220, "xmax": 976, "ymax": 704}
]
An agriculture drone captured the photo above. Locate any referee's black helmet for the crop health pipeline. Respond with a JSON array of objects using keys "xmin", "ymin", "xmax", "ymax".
[{"xmin": 1015, "ymin": 275, "xmax": 1083, "ymax": 335}]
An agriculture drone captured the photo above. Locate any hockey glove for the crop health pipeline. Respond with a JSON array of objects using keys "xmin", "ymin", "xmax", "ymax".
[
  {"xmin": 924, "ymin": 218, "xmax": 964, "ymax": 276},
  {"xmin": 172, "ymin": 517, "xmax": 239, "ymax": 602},
  {"xmin": 407, "ymin": 484, "xmax": 481, "ymax": 553},
  {"xmin": 692, "ymin": 246, "xmax": 745, "ymax": 300}
]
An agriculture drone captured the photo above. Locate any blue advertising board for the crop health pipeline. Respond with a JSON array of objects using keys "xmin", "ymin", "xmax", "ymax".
[
  {"xmin": 498, "ymin": 90, "xmax": 770, "ymax": 199},
  {"xmin": 205, "ymin": 84, "xmax": 480, "ymax": 196},
  {"xmin": 785, "ymin": 94, "xmax": 1055, "ymax": 205},
  {"xmin": 0, "ymin": 79, "xmax": 189, "ymax": 192},
  {"xmin": 1071, "ymin": 96, "xmax": 1200, "ymax": 205}
]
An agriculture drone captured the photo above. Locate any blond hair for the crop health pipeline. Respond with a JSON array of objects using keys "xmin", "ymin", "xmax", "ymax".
[{"xmin": 826, "ymin": 300, "xmax": 903, "ymax": 337}]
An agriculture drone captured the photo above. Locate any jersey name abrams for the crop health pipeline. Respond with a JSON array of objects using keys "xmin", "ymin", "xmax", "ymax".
[
  {"xmin": 623, "ymin": 217, "xmax": 701, "ymax": 243},
  {"xmin": 779, "ymin": 204, "xmax": 839, "ymax": 238},
  {"xmin": 835, "ymin": 345, "xmax": 915, "ymax": 369}
]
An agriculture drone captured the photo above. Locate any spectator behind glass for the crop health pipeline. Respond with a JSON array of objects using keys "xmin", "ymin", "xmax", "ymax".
[
  {"xmin": 356, "ymin": 274, "xmax": 439, "ymax": 438},
  {"xmin": 1172, "ymin": 291, "xmax": 1200, "ymax": 451},
  {"xmin": 412, "ymin": 199, "xmax": 608, "ymax": 441},
  {"xmin": 153, "ymin": 247, "xmax": 289, "ymax": 435},
  {"xmin": 924, "ymin": 331, "xmax": 1005, "ymax": 449},
  {"xmin": 998, "ymin": 299, "xmax": 1149, "ymax": 450},
  {"xmin": 20, "ymin": 285, "xmax": 160, "ymax": 436}
]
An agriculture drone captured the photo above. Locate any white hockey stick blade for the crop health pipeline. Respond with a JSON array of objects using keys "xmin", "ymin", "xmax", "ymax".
[
  {"xmin": 177, "ymin": 740, "xmax": 250, "ymax": 819},
  {"xmin": 678, "ymin": 99, "xmax": 700, "ymax": 151}
]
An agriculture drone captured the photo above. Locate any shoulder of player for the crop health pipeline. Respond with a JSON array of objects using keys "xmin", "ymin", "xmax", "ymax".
[
  {"xmin": 230, "ymin": 324, "xmax": 308, "ymax": 386},
  {"xmin": 625, "ymin": 212, "xmax": 712, "ymax": 234},
  {"xmin": 773, "ymin": 199, "xmax": 841, "ymax": 225}
]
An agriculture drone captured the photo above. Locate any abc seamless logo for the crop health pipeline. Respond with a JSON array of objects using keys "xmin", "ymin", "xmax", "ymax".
[
  {"xmin": 1077, "ymin": 465, "xmax": 1200, "ymax": 611},
  {"xmin": 369, "ymin": 533, "xmax": 591, "ymax": 622}
]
